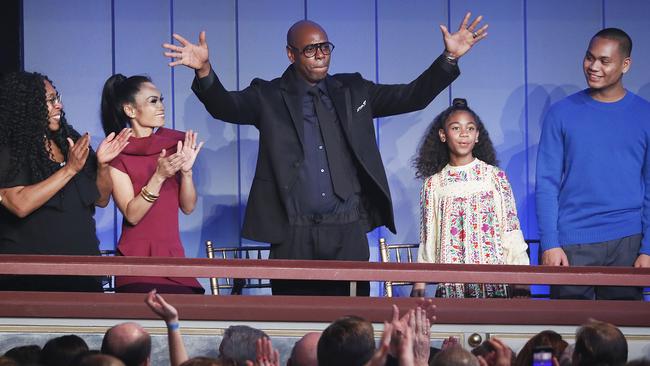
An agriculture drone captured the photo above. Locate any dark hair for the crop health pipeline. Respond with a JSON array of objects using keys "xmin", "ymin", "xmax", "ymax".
[
  {"xmin": 413, "ymin": 98, "xmax": 497, "ymax": 178},
  {"xmin": 0, "ymin": 71, "xmax": 87, "ymax": 185},
  {"xmin": 180, "ymin": 357, "xmax": 233, "ymax": 366},
  {"xmin": 593, "ymin": 28, "xmax": 632, "ymax": 57},
  {"xmin": 100, "ymin": 74, "xmax": 152, "ymax": 136},
  {"xmin": 40, "ymin": 335, "xmax": 89, "ymax": 366},
  {"xmin": 317, "ymin": 316, "xmax": 375, "ymax": 366},
  {"xmin": 3, "ymin": 345, "xmax": 41, "ymax": 366},
  {"xmin": 625, "ymin": 360, "xmax": 650, "ymax": 366},
  {"xmin": 514, "ymin": 330, "xmax": 568, "ymax": 366},
  {"xmin": 71, "ymin": 351, "xmax": 126, "ymax": 366},
  {"xmin": 0, "ymin": 356, "xmax": 19, "ymax": 366},
  {"xmin": 218, "ymin": 325, "xmax": 268, "ymax": 366},
  {"xmin": 573, "ymin": 320, "xmax": 628, "ymax": 366}
]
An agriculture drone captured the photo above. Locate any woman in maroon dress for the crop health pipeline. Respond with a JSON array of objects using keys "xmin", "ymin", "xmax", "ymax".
[{"xmin": 101, "ymin": 74, "xmax": 204, "ymax": 294}]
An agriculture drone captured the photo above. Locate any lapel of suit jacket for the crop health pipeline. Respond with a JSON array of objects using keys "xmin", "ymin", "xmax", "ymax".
[
  {"xmin": 280, "ymin": 65, "xmax": 305, "ymax": 150},
  {"xmin": 325, "ymin": 76, "xmax": 352, "ymax": 136}
]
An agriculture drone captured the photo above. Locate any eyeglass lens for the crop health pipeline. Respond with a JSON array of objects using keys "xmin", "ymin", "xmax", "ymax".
[{"xmin": 303, "ymin": 42, "xmax": 334, "ymax": 57}]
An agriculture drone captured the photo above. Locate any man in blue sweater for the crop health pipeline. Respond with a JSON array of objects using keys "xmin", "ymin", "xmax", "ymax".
[{"xmin": 536, "ymin": 28, "xmax": 650, "ymax": 300}]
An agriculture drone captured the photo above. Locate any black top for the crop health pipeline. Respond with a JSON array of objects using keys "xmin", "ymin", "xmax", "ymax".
[
  {"xmin": 199, "ymin": 68, "xmax": 362, "ymax": 218},
  {"xmin": 0, "ymin": 146, "xmax": 101, "ymax": 256}
]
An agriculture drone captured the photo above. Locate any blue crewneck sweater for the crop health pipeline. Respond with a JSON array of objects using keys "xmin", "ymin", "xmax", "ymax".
[{"xmin": 536, "ymin": 89, "xmax": 650, "ymax": 255}]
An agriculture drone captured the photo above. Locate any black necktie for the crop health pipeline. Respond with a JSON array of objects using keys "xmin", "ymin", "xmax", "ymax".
[{"xmin": 308, "ymin": 87, "xmax": 352, "ymax": 200}]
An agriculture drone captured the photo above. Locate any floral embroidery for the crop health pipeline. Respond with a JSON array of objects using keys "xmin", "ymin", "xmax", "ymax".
[{"xmin": 418, "ymin": 159, "xmax": 526, "ymax": 298}]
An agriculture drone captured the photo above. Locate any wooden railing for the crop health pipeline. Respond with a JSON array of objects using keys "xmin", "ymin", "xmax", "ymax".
[
  {"xmin": 1, "ymin": 254, "xmax": 649, "ymax": 286},
  {"xmin": 0, "ymin": 254, "xmax": 649, "ymax": 326}
]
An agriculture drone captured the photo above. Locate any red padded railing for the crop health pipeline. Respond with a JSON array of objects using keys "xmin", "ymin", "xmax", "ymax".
[
  {"xmin": 1, "ymin": 254, "xmax": 649, "ymax": 286},
  {"xmin": 0, "ymin": 255, "xmax": 649, "ymax": 326}
]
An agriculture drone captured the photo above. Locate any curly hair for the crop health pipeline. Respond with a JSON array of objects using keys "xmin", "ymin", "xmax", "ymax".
[
  {"xmin": 0, "ymin": 71, "xmax": 85, "ymax": 185},
  {"xmin": 413, "ymin": 98, "xmax": 498, "ymax": 179}
]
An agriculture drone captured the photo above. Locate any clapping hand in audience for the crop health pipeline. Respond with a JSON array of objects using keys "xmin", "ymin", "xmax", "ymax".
[
  {"xmin": 364, "ymin": 322, "xmax": 393, "ymax": 366},
  {"xmin": 245, "ymin": 337, "xmax": 280, "ymax": 366},
  {"xmin": 477, "ymin": 338, "xmax": 512, "ymax": 366},
  {"xmin": 441, "ymin": 336, "xmax": 459, "ymax": 351},
  {"xmin": 409, "ymin": 305, "xmax": 431, "ymax": 366}
]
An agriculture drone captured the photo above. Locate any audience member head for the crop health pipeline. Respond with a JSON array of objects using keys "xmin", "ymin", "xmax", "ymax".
[
  {"xmin": 432, "ymin": 345, "xmax": 479, "ymax": 366},
  {"xmin": 101, "ymin": 74, "xmax": 160, "ymax": 138},
  {"xmin": 0, "ymin": 356, "xmax": 18, "ymax": 366},
  {"xmin": 573, "ymin": 320, "xmax": 627, "ymax": 366},
  {"xmin": 514, "ymin": 330, "xmax": 568, "ymax": 366},
  {"xmin": 558, "ymin": 343, "xmax": 574, "ymax": 366},
  {"xmin": 218, "ymin": 325, "xmax": 268, "ymax": 366},
  {"xmin": 101, "ymin": 322, "xmax": 151, "ymax": 366},
  {"xmin": 40, "ymin": 335, "xmax": 89, "ymax": 366},
  {"xmin": 0, "ymin": 71, "xmax": 83, "ymax": 185},
  {"xmin": 414, "ymin": 98, "xmax": 497, "ymax": 179},
  {"xmin": 287, "ymin": 332, "xmax": 321, "ymax": 366},
  {"xmin": 179, "ymin": 357, "xmax": 233, "ymax": 366},
  {"xmin": 71, "ymin": 351, "xmax": 125, "ymax": 366},
  {"xmin": 3, "ymin": 345, "xmax": 41, "ymax": 366},
  {"xmin": 317, "ymin": 316, "xmax": 375, "ymax": 366},
  {"xmin": 285, "ymin": 20, "xmax": 331, "ymax": 85},
  {"xmin": 625, "ymin": 360, "xmax": 650, "ymax": 366}
]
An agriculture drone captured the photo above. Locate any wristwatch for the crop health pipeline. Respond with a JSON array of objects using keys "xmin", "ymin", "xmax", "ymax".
[{"xmin": 443, "ymin": 51, "xmax": 458, "ymax": 65}]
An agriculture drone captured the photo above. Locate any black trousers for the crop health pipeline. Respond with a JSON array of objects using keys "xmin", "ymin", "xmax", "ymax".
[
  {"xmin": 550, "ymin": 234, "xmax": 643, "ymax": 300},
  {"xmin": 0, "ymin": 275, "xmax": 103, "ymax": 292},
  {"xmin": 269, "ymin": 210, "xmax": 370, "ymax": 296}
]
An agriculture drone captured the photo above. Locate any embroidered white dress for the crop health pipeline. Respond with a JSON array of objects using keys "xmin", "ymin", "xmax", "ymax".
[{"xmin": 417, "ymin": 159, "xmax": 529, "ymax": 298}]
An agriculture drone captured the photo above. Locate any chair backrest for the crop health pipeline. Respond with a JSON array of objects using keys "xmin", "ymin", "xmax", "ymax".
[
  {"xmin": 205, "ymin": 241, "xmax": 271, "ymax": 295},
  {"xmin": 378, "ymin": 238, "xmax": 419, "ymax": 297},
  {"xmin": 99, "ymin": 249, "xmax": 116, "ymax": 293}
]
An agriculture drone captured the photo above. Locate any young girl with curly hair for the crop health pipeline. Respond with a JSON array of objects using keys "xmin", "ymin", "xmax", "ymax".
[{"xmin": 411, "ymin": 98, "xmax": 529, "ymax": 298}]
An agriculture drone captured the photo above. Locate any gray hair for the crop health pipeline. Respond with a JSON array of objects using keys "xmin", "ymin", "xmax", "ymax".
[{"xmin": 218, "ymin": 325, "xmax": 269, "ymax": 366}]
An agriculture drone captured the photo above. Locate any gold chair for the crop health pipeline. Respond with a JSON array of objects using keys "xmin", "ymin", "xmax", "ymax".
[
  {"xmin": 378, "ymin": 237, "xmax": 419, "ymax": 297},
  {"xmin": 205, "ymin": 241, "xmax": 271, "ymax": 295},
  {"xmin": 99, "ymin": 249, "xmax": 116, "ymax": 293}
]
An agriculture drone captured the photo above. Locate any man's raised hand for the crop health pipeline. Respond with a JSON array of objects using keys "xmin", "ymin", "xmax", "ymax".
[
  {"xmin": 440, "ymin": 12, "xmax": 488, "ymax": 59},
  {"xmin": 163, "ymin": 31, "xmax": 211, "ymax": 77}
]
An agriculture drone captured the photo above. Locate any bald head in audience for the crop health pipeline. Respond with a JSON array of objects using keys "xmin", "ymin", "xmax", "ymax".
[
  {"xmin": 101, "ymin": 322, "xmax": 151, "ymax": 366},
  {"xmin": 432, "ymin": 345, "xmax": 479, "ymax": 366},
  {"xmin": 287, "ymin": 332, "xmax": 321, "ymax": 366}
]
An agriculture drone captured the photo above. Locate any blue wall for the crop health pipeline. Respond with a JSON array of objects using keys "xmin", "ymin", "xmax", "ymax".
[{"xmin": 22, "ymin": 0, "xmax": 650, "ymax": 294}]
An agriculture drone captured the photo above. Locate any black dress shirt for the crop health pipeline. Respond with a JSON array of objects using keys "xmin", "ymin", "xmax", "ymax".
[{"xmin": 198, "ymin": 70, "xmax": 361, "ymax": 217}]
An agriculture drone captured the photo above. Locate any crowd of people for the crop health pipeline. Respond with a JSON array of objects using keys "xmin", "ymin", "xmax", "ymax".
[{"xmin": 0, "ymin": 291, "xmax": 647, "ymax": 366}]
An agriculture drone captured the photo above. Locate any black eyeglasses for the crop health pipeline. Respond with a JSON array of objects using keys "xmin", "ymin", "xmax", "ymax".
[
  {"xmin": 46, "ymin": 93, "xmax": 62, "ymax": 106},
  {"xmin": 288, "ymin": 42, "xmax": 335, "ymax": 58}
]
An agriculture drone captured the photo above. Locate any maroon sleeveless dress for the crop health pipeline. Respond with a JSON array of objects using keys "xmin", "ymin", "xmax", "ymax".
[{"xmin": 110, "ymin": 128, "xmax": 204, "ymax": 294}]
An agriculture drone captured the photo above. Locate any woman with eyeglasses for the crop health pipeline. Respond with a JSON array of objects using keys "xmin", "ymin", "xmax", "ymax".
[
  {"xmin": 100, "ymin": 74, "xmax": 204, "ymax": 294},
  {"xmin": 0, "ymin": 71, "xmax": 131, "ymax": 292}
]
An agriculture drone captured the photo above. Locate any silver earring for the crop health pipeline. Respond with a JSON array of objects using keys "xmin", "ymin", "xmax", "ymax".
[{"xmin": 441, "ymin": 138, "xmax": 446, "ymax": 142}]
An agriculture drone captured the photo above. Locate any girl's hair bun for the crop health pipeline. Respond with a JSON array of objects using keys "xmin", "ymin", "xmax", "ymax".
[{"xmin": 452, "ymin": 98, "xmax": 467, "ymax": 108}]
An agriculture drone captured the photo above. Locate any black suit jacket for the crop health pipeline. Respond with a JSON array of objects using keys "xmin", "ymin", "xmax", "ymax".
[{"xmin": 192, "ymin": 55, "xmax": 459, "ymax": 244}]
